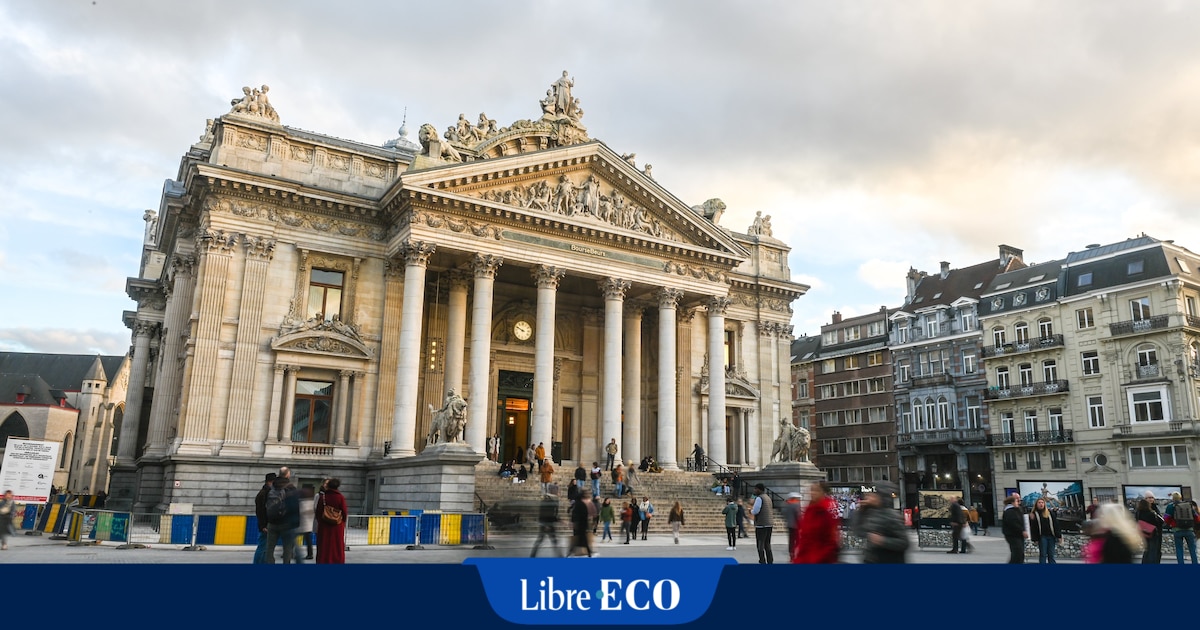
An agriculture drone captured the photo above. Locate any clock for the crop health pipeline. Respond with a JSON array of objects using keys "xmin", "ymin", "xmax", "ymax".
[{"xmin": 513, "ymin": 320, "xmax": 533, "ymax": 341}]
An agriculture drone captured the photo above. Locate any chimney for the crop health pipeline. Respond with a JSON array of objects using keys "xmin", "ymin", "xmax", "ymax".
[
  {"xmin": 940, "ymin": 261, "xmax": 950, "ymax": 279},
  {"xmin": 905, "ymin": 267, "xmax": 925, "ymax": 304},
  {"xmin": 998, "ymin": 244, "xmax": 1024, "ymax": 269},
  {"xmin": 831, "ymin": 311, "xmax": 842, "ymax": 324}
]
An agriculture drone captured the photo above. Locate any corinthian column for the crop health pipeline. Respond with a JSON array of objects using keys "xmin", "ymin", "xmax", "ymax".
[
  {"xmin": 656, "ymin": 288, "xmax": 683, "ymax": 470},
  {"xmin": 622, "ymin": 305, "xmax": 643, "ymax": 464},
  {"xmin": 467, "ymin": 254, "xmax": 503, "ymax": 454},
  {"xmin": 145, "ymin": 254, "xmax": 195, "ymax": 457},
  {"xmin": 707, "ymin": 296, "xmax": 731, "ymax": 466},
  {"xmin": 444, "ymin": 270, "xmax": 471, "ymax": 400},
  {"xmin": 601, "ymin": 278, "xmax": 630, "ymax": 464},
  {"xmin": 116, "ymin": 320, "xmax": 157, "ymax": 465},
  {"xmin": 390, "ymin": 240, "xmax": 435, "ymax": 458},
  {"xmin": 531, "ymin": 265, "xmax": 565, "ymax": 450}
]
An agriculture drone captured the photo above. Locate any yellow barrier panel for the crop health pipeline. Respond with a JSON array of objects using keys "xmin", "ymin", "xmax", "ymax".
[
  {"xmin": 159, "ymin": 515, "xmax": 175, "ymax": 544},
  {"xmin": 440, "ymin": 513, "xmax": 461, "ymax": 545},
  {"xmin": 367, "ymin": 516, "xmax": 390, "ymax": 545},
  {"xmin": 214, "ymin": 515, "xmax": 247, "ymax": 545}
]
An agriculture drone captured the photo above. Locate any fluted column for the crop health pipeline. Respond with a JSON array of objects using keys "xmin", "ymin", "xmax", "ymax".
[
  {"xmin": 231, "ymin": 236, "xmax": 276, "ymax": 452},
  {"xmin": 444, "ymin": 270, "xmax": 471, "ymax": 399},
  {"xmin": 707, "ymin": 296, "xmax": 731, "ymax": 466},
  {"xmin": 281, "ymin": 366, "xmax": 298, "ymax": 443},
  {"xmin": 623, "ymin": 306, "xmax": 643, "ymax": 464},
  {"xmin": 350, "ymin": 371, "xmax": 366, "ymax": 446},
  {"xmin": 267, "ymin": 364, "xmax": 286, "ymax": 442},
  {"xmin": 656, "ymin": 289, "xmax": 682, "ymax": 470},
  {"xmin": 390, "ymin": 240, "xmax": 435, "ymax": 458},
  {"xmin": 467, "ymin": 255, "xmax": 503, "ymax": 455},
  {"xmin": 178, "ymin": 230, "xmax": 237, "ymax": 453},
  {"xmin": 601, "ymin": 278, "xmax": 630, "ymax": 465},
  {"xmin": 531, "ymin": 265, "xmax": 565, "ymax": 450},
  {"xmin": 335, "ymin": 370, "xmax": 351, "ymax": 445},
  {"xmin": 116, "ymin": 320, "xmax": 157, "ymax": 464},
  {"xmin": 145, "ymin": 254, "xmax": 195, "ymax": 457}
]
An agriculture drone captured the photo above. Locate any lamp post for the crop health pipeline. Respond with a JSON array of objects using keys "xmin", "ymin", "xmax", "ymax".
[{"xmin": 930, "ymin": 462, "xmax": 938, "ymax": 489}]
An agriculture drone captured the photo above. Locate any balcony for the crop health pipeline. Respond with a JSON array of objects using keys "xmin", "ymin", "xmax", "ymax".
[
  {"xmin": 1110, "ymin": 315, "xmax": 1170, "ymax": 337},
  {"xmin": 1134, "ymin": 362, "xmax": 1162, "ymax": 379},
  {"xmin": 1188, "ymin": 315, "xmax": 1200, "ymax": 328},
  {"xmin": 984, "ymin": 379, "xmax": 1069, "ymax": 400},
  {"xmin": 911, "ymin": 373, "xmax": 954, "ymax": 388},
  {"xmin": 987, "ymin": 430, "xmax": 1074, "ymax": 446},
  {"xmin": 981, "ymin": 334, "xmax": 1064, "ymax": 359},
  {"xmin": 1112, "ymin": 420, "xmax": 1200, "ymax": 440},
  {"xmin": 897, "ymin": 428, "xmax": 988, "ymax": 446}
]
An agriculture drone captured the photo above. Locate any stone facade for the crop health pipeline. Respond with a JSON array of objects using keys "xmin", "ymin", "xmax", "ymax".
[{"xmin": 117, "ymin": 76, "xmax": 808, "ymax": 514}]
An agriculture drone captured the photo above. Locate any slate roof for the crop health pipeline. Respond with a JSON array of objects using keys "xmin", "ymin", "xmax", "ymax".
[
  {"xmin": 790, "ymin": 335, "xmax": 821, "ymax": 363},
  {"xmin": 0, "ymin": 373, "xmax": 70, "ymax": 406},
  {"xmin": 0, "ymin": 353, "xmax": 125, "ymax": 391},
  {"xmin": 908, "ymin": 257, "xmax": 1026, "ymax": 310}
]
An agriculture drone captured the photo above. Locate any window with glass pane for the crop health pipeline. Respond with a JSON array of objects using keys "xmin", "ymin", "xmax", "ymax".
[
  {"xmin": 937, "ymin": 397, "xmax": 950, "ymax": 429},
  {"xmin": 1038, "ymin": 318, "xmax": 1053, "ymax": 338},
  {"xmin": 798, "ymin": 379, "xmax": 808, "ymax": 398},
  {"xmin": 1003, "ymin": 452, "xmax": 1018, "ymax": 471},
  {"xmin": 307, "ymin": 269, "xmax": 344, "ymax": 321},
  {"xmin": 1018, "ymin": 364, "xmax": 1033, "ymax": 387},
  {"xmin": 1043, "ymin": 360, "xmax": 1057, "ymax": 382},
  {"xmin": 961, "ymin": 310, "xmax": 976, "ymax": 331},
  {"xmin": 1076, "ymin": 307, "xmax": 1094, "ymax": 329},
  {"xmin": 993, "ymin": 327, "xmax": 1006, "ymax": 347},
  {"xmin": 1015, "ymin": 323, "xmax": 1030, "ymax": 344},
  {"xmin": 963, "ymin": 351, "xmax": 976, "ymax": 374},
  {"xmin": 1137, "ymin": 345, "xmax": 1157, "ymax": 367},
  {"xmin": 292, "ymin": 380, "xmax": 333, "ymax": 443},
  {"xmin": 965, "ymin": 396, "xmax": 981, "ymax": 429},
  {"xmin": 1001, "ymin": 412, "xmax": 1015, "ymax": 440},
  {"xmin": 925, "ymin": 318, "xmax": 938, "ymax": 338},
  {"xmin": 1132, "ymin": 390, "xmax": 1164, "ymax": 422},
  {"xmin": 1087, "ymin": 396, "xmax": 1105, "ymax": 428},
  {"xmin": 897, "ymin": 326, "xmax": 909, "ymax": 343},
  {"xmin": 1078, "ymin": 272, "xmax": 1093, "ymax": 287},
  {"xmin": 1051, "ymin": 450, "xmax": 1067, "ymax": 469},
  {"xmin": 1127, "ymin": 260, "xmax": 1144, "ymax": 275},
  {"xmin": 996, "ymin": 367, "xmax": 1010, "ymax": 389},
  {"xmin": 1188, "ymin": 296, "xmax": 1198, "ymax": 317},
  {"xmin": 1130, "ymin": 297, "xmax": 1151, "ymax": 321},
  {"xmin": 1026, "ymin": 451, "xmax": 1041, "ymax": 470},
  {"xmin": 1082, "ymin": 351, "xmax": 1099, "ymax": 375},
  {"xmin": 1049, "ymin": 408, "xmax": 1063, "ymax": 435},
  {"xmin": 897, "ymin": 361, "xmax": 909, "ymax": 382},
  {"xmin": 1024, "ymin": 410, "xmax": 1038, "ymax": 436}
]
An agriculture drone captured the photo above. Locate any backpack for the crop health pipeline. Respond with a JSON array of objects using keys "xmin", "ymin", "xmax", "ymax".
[
  {"xmin": 1174, "ymin": 501, "xmax": 1195, "ymax": 528},
  {"xmin": 265, "ymin": 486, "xmax": 289, "ymax": 523}
]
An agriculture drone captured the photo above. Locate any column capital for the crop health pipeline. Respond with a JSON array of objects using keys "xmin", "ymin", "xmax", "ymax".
[
  {"xmin": 401, "ymin": 240, "xmax": 436, "ymax": 267},
  {"xmin": 758, "ymin": 321, "xmax": 779, "ymax": 337},
  {"xmin": 707, "ymin": 295, "xmax": 732, "ymax": 316},
  {"xmin": 678, "ymin": 308, "xmax": 698, "ymax": 324},
  {"xmin": 384, "ymin": 258, "xmax": 405, "ymax": 280},
  {"xmin": 197, "ymin": 228, "xmax": 238, "ymax": 254},
  {"xmin": 447, "ymin": 269, "xmax": 473, "ymax": 291},
  {"xmin": 600, "ymin": 277, "xmax": 631, "ymax": 301},
  {"xmin": 532, "ymin": 264, "xmax": 566, "ymax": 289},
  {"xmin": 131, "ymin": 320, "xmax": 160, "ymax": 338},
  {"xmin": 656, "ymin": 288, "xmax": 683, "ymax": 310},
  {"xmin": 472, "ymin": 253, "xmax": 504, "ymax": 278},
  {"xmin": 171, "ymin": 253, "xmax": 197, "ymax": 277},
  {"xmin": 242, "ymin": 234, "xmax": 277, "ymax": 260},
  {"xmin": 339, "ymin": 369, "xmax": 355, "ymax": 378},
  {"xmin": 274, "ymin": 364, "xmax": 288, "ymax": 374}
]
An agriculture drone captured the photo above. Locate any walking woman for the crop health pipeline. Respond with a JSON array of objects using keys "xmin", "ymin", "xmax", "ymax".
[
  {"xmin": 600, "ymin": 498, "xmax": 615, "ymax": 542},
  {"xmin": 1027, "ymin": 498, "xmax": 1061, "ymax": 564},
  {"xmin": 315, "ymin": 478, "xmax": 348, "ymax": 564},
  {"xmin": 668, "ymin": 501, "xmax": 685, "ymax": 544},
  {"xmin": 1136, "ymin": 494, "xmax": 1165, "ymax": 564},
  {"xmin": 0, "ymin": 490, "xmax": 15, "ymax": 550},
  {"xmin": 624, "ymin": 497, "xmax": 640, "ymax": 544},
  {"xmin": 1093, "ymin": 503, "xmax": 1144, "ymax": 563}
]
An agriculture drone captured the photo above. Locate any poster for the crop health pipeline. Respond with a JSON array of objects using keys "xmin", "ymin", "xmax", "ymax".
[
  {"xmin": 1017, "ymin": 480, "xmax": 1084, "ymax": 532},
  {"xmin": 0, "ymin": 438, "xmax": 59, "ymax": 503},
  {"xmin": 916, "ymin": 490, "xmax": 963, "ymax": 526},
  {"xmin": 1123, "ymin": 485, "xmax": 1183, "ymax": 511}
]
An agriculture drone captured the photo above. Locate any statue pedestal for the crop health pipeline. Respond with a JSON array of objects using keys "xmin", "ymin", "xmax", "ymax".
[
  {"xmin": 739, "ymin": 461, "xmax": 826, "ymax": 502},
  {"xmin": 373, "ymin": 443, "xmax": 484, "ymax": 513}
]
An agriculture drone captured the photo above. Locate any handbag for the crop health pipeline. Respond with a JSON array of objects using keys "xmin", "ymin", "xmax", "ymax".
[
  {"xmin": 321, "ymin": 503, "xmax": 344, "ymax": 525},
  {"xmin": 1137, "ymin": 520, "xmax": 1156, "ymax": 537}
]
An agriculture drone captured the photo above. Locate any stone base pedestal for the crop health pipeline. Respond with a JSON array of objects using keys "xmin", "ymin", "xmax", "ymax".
[
  {"xmin": 373, "ymin": 442, "xmax": 484, "ymax": 513},
  {"xmin": 739, "ymin": 461, "xmax": 826, "ymax": 502},
  {"xmin": 106, "ymin": 464, "xmax": 139, "ymax": 511}
]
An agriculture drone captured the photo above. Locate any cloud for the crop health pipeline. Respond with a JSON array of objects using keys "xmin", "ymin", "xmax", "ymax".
[
  {"xmin": 0, "ymin": 327, "xmax": 128, "ymax": 355},
  {"xmin": 857, "ymin": 260, "xmax": 910, "ymax": 293}
]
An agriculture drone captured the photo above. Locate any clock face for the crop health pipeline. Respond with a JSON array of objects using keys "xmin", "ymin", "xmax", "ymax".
[{"xmin": 514, "ymin": 320, "xmax": 533, "ymax": 341}]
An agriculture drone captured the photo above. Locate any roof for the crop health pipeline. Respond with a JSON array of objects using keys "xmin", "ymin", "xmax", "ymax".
[
  {"xmin": 909, "ymin": 257, "xmax": 1026, "ymax": 308},
  {"xmin": 0, "ymin": 353, "xmax": 126, "ymax": 390},
  {"xmin": 1064, "ymin": 235, "xmax": 1161, "ymax": 265},
  {"xmin": 982, "ymin": 259, "xmax": 1063, "ymax": 295},
  {"xmin": 0, "ymin": 373, "xmax": 71, "ymax": 406},
  {"xmin": 790, "ymin": 335, "xmax": 821, "ymax": 363}
]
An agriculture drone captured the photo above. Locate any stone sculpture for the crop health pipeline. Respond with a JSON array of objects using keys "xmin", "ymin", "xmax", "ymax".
[
  {"xmin": 229, "ymin": 85, "xmax": 279, "ymax": 123},
  {"xmin": 427, "ymin": 389, "xmax": 468, "ymax": 445},
  {"xmin": 419, "ymin": 123, "xmax": 462, "ymax": 162},
  {"xmin": 770, "ymin": 418, "xmax": 811, "ymax": 463}
]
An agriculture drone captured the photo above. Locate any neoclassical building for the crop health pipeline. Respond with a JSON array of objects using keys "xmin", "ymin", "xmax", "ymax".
[{"xmin": 113, "ymin": 76, "xmax": 807, "ymax": 512}]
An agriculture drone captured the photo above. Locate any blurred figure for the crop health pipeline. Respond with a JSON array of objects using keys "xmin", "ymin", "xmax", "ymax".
[
  {"xmin": 1136, "ymin": 493, "xmax": 1164, "ymax": 564},
  {"xmin": 967, "ymin": 504, "xmax": 980, "ymax": 536},
  {"xmin": 297, "ymin": 484, "xmax": 316, "ymax": 561},
  {"xmin": 531, "ymin": 492, "xmax": 562, "ymax": 557},
  {"xmin": 0, "ymin": 489, "xmax": 15, "ymax": 551},
  {"xmin": 948, "ymin": 497, "xmax": 968, "ymax": 554},
  {"xmin": 736, "ymin": 499, "xmax": 747, "ymax": 539},
  {"xmin": 782, "ymin": 492, "xmax": 803, "ymax": 559},
  {"xmin": 1001, "ymin": 494, "xmax": 1029, "ymax": 564},
  {"xmin": 1092, "ymin": 503, "xmax": 1144, "ymax": 563},
  {"xmin": 793, "ymin": 480, "xmax": 841, "ymax": 564},
  {"xmin": 848, "ymin": 483, "xmax": 908, "ymax": 563},
  {"xmin": 668, "ymin": 501, "xmax": 685, "ymax": 544},
  {"xmin": 569, "ymin": 488, "xmax": 594, "ymax": 557}
]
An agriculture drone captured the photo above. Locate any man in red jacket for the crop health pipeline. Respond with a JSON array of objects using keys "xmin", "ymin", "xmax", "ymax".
[{"xmin": 793, "ymin": 480, "xmax": 841, "ymax": 563}]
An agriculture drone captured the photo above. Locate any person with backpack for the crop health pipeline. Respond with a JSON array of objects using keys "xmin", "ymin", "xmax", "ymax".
[
  {"xmin": 252, "ymin": 472, "xmax": 277, "ymax": 564},
  {"xmin": 590, "ymin": 461, "xmax": 602, "ymax": 499},
  {"xmin": 1166, "ymin": 492, "xmax": 1198, "ymax": 564},
  {"xmin": 264, "ymin": 466, "xmax": 301, "ymax": 564}
]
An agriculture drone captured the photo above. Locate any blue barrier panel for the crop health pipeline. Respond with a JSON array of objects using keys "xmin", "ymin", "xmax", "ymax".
[
  {"xmin": 193, "ymin": 515, "xmax": 219, "ymax": 545},
  {"xmin": 244, "ymin": 518, "xmax": 259, "ymax": 545},
  {"xmin": 419, "ymin": 513, "xmax": 441, "ymax": 545},
  {"xmin": 21, "ymin": 505, "xmax": 38, "ymax": 530},
  {"xmin": 109, "ymin": 512, "xmax": 130, "ymax": 542},
  {"xmin": 461, "ymin": 513, "xmax": 485, "ymax": 545},
  {"xmin": 170, "ymin": 515, "xmax": 195, "ymax": 545},
  {"xmin": 390, "ymin": 515, "xmax": 417, "ymax": 545}
]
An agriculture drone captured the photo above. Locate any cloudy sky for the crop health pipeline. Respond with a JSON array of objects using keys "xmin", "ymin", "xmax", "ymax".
[{"xmin": 2, "ymin": 1, "xmax": 1200, "ymax": 355}]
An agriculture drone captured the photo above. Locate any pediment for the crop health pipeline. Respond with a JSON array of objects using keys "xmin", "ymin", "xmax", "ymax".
[
  {"xmin": 697, "ymin": 373, "xmax": 760, "ymax": 399},
  {"xmin": 398, "ymin": 143, "xmax": 748, "ymax": 260},
  {"xmin": 271, "ymin": 325, "xmax": 372, "ymax": 360}
]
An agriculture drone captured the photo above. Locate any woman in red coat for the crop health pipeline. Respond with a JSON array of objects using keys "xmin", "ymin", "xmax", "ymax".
[
  {"xmin": 315, "ymin": 477, "xmax": 348, "ymax": 564},
  {"xmin": 793, "ymin": 480, "xmax": 841, "ymax": 563}
]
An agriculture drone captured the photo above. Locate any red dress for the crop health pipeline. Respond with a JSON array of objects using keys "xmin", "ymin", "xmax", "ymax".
[
  {"xmin": 315, "ymin": 489, "xmax": 348, "ymax": 564},
  {"xmin": 792, "ymin": 495, "xmax": 841, "ymax": 564}
]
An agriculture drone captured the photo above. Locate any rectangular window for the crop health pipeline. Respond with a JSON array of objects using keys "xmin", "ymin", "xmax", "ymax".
[
  {"xmin": 1050, "ymin": 449, "xmax": 1067, "ymax": 470},
  {"xmin": 897, "ymin": 361, "xmax": 910, "ymax": 383},
  {"xmin": 797, "ymin": 379, "xmax": 809, "ymax": 398},
  {"xmin": 961, "ymin": 310, "xmax": 976, "ymax": 331},
  {"xmin": 868, "ymin": 377, "xmax": 886, "ymax": 393},
  {"xmin": 1038, "ymin": 319, "xmax": 1054, "ymax": 338},
  {"xmin": 1026, "ymin": 451, "xmax": 1041, "ymax": 470},
  {"xmin": 844, "ymin": 380, "xmax": 862, "ymax": 396},
  {"xmin": 307, "ymin": 269, "xmax": 344, "ymax": 321},
  {"xmin": 1131, "ymin": 390, "xmax": 1166, "ymax": 423},
  {"xmin": 818, "ymin": 384, "xmax": 836, "ymax": 400},
  {"xmin": 845, "ymin": 355, "xmax": 861, "ymax": 369},
  {"xmin": 1179, "ymin": 258, "xmax": 1193, "ymax": 274},
  {"xmin": 870, "ymin": 436, "xmax": 889, "ymax": 451},
  {"xmin": 869, "ymin": 466, "xmax": 890, "ymax": 482},
  {"xmin": 845, "ymin": 326, "xmax": 862, "ymax": 342},
  {"xmin": 1003, "ymin": 452, "xmax": 1018, "ymax": 471},
  {"xmin": 900, "ymin": 405, "xmax": 912, "ymax": 432},
  {"xmin": 724, "ymin": 330, "xmax": 734, "ymax": 369},
  {"xmin": 822, "ymin": 359, "xmax": 836, "ymax": 374},
  {"xmin": 1077, "ymin": 307, "xmax": 1095, "ymax": 329},
  {"xmin": 1087, "ymin": 395, "xmax": 1105, "ymax": 428},
  {"xmin": 868, "ymin": 407, "xmax": 888, "ymax": 423},
  {"xmin": 1019, "ymin": 364, "xmax": 1034, "ymax": 387},
  {"xmin": 1082, "ymin": 351, "xmax": 1100, "ymax": 375},
  {"xmin": 1043, "ymin": 360, "xmax": 1058, "ymax": 382},
  {"xmin": 823, "ymin": 331, "xmax": 838, "ymax": 346},
  {"xmin": 819, "ymin": 412, "xmax": 838, "ymax": 427},
  {"xmin": 1188, "ymin": 296, "xmax": 1198, "ymax": 317},
  {"xmin": 799, "ymin": 411, "xmax": 810, "ymax": 429},
  {"xmin": 561, "ymin": 407, "xmax": 573, "ymax": 460},
  {"xmin": 1130, "ymin": 297, "xmax": 1151, "ymax": 321},
  {"xmin": 993, "ymin": 328, "xmax": 1007, "ymax": 347},
  {"xmin": 996, "ymin": 367, "xmax": 1010, "ymax": 389},
  {"xmin": 1024, "ymin": 410, "xmax": 1038, "ymax": 436},
  {"xmin": 897, "ymin": 326, "xmax": 909, "ymax": 344},
  {"xmin": 292, "ymin": 380, "xmax": 333, "ymax": 443},
  {"xmin": 965, "ymin": 396, "xmax": 981, "ymax": 429},
  {"xmin": 962, "ymin": 352, "xmax": 976, "ymax": 375},
  {"xmin": 925, "ymin": 317, "xmax": 938, "ymax": 338},
  {"xmin": 1015, "ymin": 324, "xmax": 1030, "ymax": 344},
  {"xmin": 937, "ymin": 399, "xmax": 951, "ymax": 429},
  {"xmin": 867, "ymin": 351, "xmax": 883, "ymax": 367},
  {"xmin": 1078, "ymin": 272, "xmax": 1093, "ymax": 287},
  {"xmin": 1128, "ymin": 260, "xmax": 1144, "ymax": 275},
  {"xmin": 1049, "ymin": 408, "xmax": 1064, "ymax": 435},
  {"xmin": 867, "ymin": 321, "xmax": 886, "ymax": 337},
  {"xmin": 1129, "ymin": 445, "xmax": 1188, "ymax": 468},
  {"xmin": 845, "ymin": 409, "xmax": 863, "ymax": 424}
]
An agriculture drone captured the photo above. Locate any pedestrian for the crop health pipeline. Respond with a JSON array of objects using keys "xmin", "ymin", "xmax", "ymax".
[
  {"xmin": 736, "ymin": 499, "xmax": 747, "ymax": 538},
  {"xmin": 531, "ymin": 492, "xmax": 562, "ymax": 557},
  {"xmin": 781, "ymin": 492, "xmax": 803, "ymax": 559},
  {"xmin": 1028, "ymin": 497, "xmax": 1061, "ymax": 564},
  {"xmin": 264, "ymin": 466, "xmax": 300, "ymax": 564},
  {"xmin": 252, "ymin": 472, "xmax": 276, "ymax": 564},
  {"xmin": 639, "ymin": 496, "xmax": 654, "ymax": 540},
  {"xmin": 569, "ymin": 488, "xmax": 594, "ymax": 557},
  {"xmin": 750, "ymin": 483, "xmax": 774, "ymax": 564},
  {"xmin": 1085, "ymin": 497, "xmax": 1101, "ymax": 521},
  {"xmin": 600, "ymin": 498, "xmax": 615, "ymax": 542},
  {"xmin": 489, "ymin": 434, "xmax": 501, "ymax": 462},
  {"xmin": 539, "ymin": 458, "xmax": 556, "ymax": 495},
  {"xmin": 605, "ymin": 438, "xmax": 618, "ymax": 471},
  {"xmin": 721, "ymin": 497, "xmax": 738, "ymax": 550},
  {"xmin": 0, "ymin": 489, "xmax": 15, "ymax": 551},
  {"xmin": 1136, "ymin": 493, "xmax": 1164, "ymax": 564},
  {"xmin": 516, "ymin": 464, "xmax": 529, "ymax": 483},
  {"xmin": 848, "ymin": 483, "xmax": 908, "ymax": 563},
  {"xmin": 668, "ymin": 501, "xmax": 685, "ymax": 544},
  {"xmin": 590, "ymin": 461, "xmax": 602, "ymax": 498},
  {"xmin": 526, "ymin": 444, "xmax": 536, "ymax": 468},
  {"xmin": 948, "ymin": 497, "xmax": 968, "ymax": 554},
  {"xmin": 624, "ymin": 497, "xmax": 640, "ymax": 544},
  {"xmin": 967, "ymin": 504, "xmax": 980, "ymax": 536},
  {"xmin": 1092, "ymin": 503, "xmax": 1143, "ymax": 563},
  {"xmin": 624, "ymin": 460, "xmax": 641, "ymax": 496},
  {"xmin": 297, "ymin": 484, "xmax": 316, "ymax": 561},
  {"xmin": 793, "ymin": 480, "xmax": 841, "ymax": 564},
  {"xmin": 574, "ymin": 462, "xmax": 587, "ymax": 492},
  {"xmin": 613, "ymin": 464, "xmax": 626, "ymax": 498},
  {"xmin": 1165, "ymin": 492, "xmax": 1198, "ymax": 565},
  {"xmin": 689, "ymin": 443, "xmax": 705, "ymax": 472},
  {"xmin": 314, "ymin": 478, "xmax": 347, "ymax": 564},
  {"xmin": 567, "ymin": 479, "xmax": 581, "ymax": 504},
  {"xmin": 535, "ymin": 442, "xmax": 547, "ymax": 472},
  {"xmin": 1001, "ymin": 494, "xmax": 1029, "ymax": 564}
]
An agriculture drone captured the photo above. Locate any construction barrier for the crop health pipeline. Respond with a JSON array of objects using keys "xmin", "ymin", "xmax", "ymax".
[{"xmin": 86, "ymin": 511, "xmax": 132, "ymax": 542}]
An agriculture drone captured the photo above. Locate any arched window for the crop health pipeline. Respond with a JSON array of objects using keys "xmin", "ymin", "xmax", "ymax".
[
  {"xmin": 924, "ymin": 398, "xmax": 936, "ymax": 431},
  {"xmin": 109, "ymin": 405, "xmax": 124, "ymax": 457},
  {"xmin": 60, "ymin": 432, "xmax": 72, "ymax": 469},
  {"xmin": 992, "ymin": 326, "xmax": 1007, "ymax": 347},
  {"xmin": 1014, "ymin": 322, "xmax": 1030, "ymax": 344},
  {"xmin": 937, "ymin": 396, "xmax": 950, "ymax": 429},
  {"xmin": 1019, "ymin": 363, "xmax": 1034, "ymax": 387},
  {"xmin": 0, "ymin": 412, "xmax": 30, "ymax": 449},
  {"xmin": 1038, "ymin": 317, "xmax": 1053, "ymax": 339},
  {"xmin": 912, "ymin": 400, "xmax": 924, "ymax": 431},
  {"xmin": 1136, "ymin": 344, "xmax": 1160, "ymax": 378}
]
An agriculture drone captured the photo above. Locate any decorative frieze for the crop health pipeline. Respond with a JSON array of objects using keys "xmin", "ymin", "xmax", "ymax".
[
  {"xmin": 410, "ymin": 209, "xmax": 503, "ymax": 240},
  {"xmin": 664, "ymin": 261, "xmax": 725, "ymax": 283},
  {"xmin": 204, "ymin": 196, "xmax": 385, "ymax": 241}
]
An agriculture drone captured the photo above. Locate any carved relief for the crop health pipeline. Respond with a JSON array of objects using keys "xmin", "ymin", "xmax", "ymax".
[
  {"xmin": 472, "ymin": 253, "xmax": 504, "ymax": 278},
  {"xmin": 476, "ymin": 174, "xmax": 674, "ymax": 241},
  {"xmin": 242, "ymin": 235, "xmax": 276, "ymax": 260},
  {"xmin": 532, "ymin": 265, "xmax": 566, "ymax": 290},
  {"xmin": 410, "ymin": 209, "xmax": 504, "ymax": 240},
  {"xmin": 657, "ymin": 288, "xmax": 683, "ymax": 310},
  {"xmin": 664, "ymin": 262, "xmax": 726, "ymax": 283},
  {"xmin": 235, "ymin": 131, "xmax": 269, "ymax": 152},
  {"xmin": 707, "ymin": 296, "xmax": 732, "ymax": 316},
  {"xmin": 198, "ymin": 229, "xmax": 238, "ymax": 254},
  {"xmin": 289, "ymin": 145, "xmax": 314, "ymax": 163}
]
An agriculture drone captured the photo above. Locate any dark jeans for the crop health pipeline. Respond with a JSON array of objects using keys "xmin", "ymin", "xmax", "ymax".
[
  {"xmin": 726, "ymin": 527, "xmax": 737, "ymax": 548},
  {"xmin": 640, "ymin": 518, "xmax": 649, "ymax": 539},
  {"xmin": 755, "ymin": 527, "xmax": 774, "ymax": 564},
  {"xmin": 606, "ymin": 454, "xmax": 615, "ymax": 470},
  {"xmin": 531, "ymin": 525, "xmax": 561, "ymax": 557},
  {"xmin": 738, "ymin": 520, "xmax": 746, "ymax": 538},
  {"xmin": 950, "ymin": 524, "xmax": 964, "ymax": 552},
  {"xmin": 1006, "ymin": 536, "xmax": 1025, "ymax": 564}
]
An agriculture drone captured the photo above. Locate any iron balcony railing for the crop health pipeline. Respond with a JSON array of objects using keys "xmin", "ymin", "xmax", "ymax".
[
  {"xmin": 910, "ymin": 372, "xmax": 954, "ymax": 388},
  {"xmin": 896, "ymin": 428, "xmax": 988, "ymax": 446},
  {"xmin": 1110, "ymin": 314, "xmax": 1170, "ymax": 336},
  {"xmin": 984, "ymin": 379, "xmax": 1069, "ymax": 400},
  {"xmin": 987, "ymin": 430, "xmax": 1074, "ymax": 446},
  {"xmin": 1188, "ymin": 315, "xmax": 1200, "ymax": 328},
  {"xmin": 1134, "ymin": 362, "xmax": 1162, "ymax": 379},
  {"xmin": 981, "ymin": 334, "xmax": 1064, "ymax": 358}
]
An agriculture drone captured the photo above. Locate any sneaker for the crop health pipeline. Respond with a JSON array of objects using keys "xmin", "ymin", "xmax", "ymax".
[{"xmin": 726, "ymin": 546, "xmax": 735, "ymax": 550}]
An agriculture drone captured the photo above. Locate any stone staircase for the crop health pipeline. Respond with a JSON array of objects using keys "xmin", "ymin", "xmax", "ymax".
[{"xmin": 473, "ymin": 460, "xmax": 744, "ymax": 534}]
